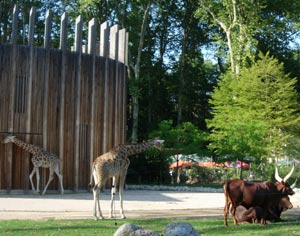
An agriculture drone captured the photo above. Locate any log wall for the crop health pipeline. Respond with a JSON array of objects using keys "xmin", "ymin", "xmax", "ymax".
[{"xmin": 0, "ymin": 5, "xmax": 128, "ymax": 192}]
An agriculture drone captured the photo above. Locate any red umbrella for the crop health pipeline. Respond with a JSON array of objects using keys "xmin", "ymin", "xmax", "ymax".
[
  {"xmin": 169, "ymin": 160, "xmax": 193, "ymax": 169},
  {"xmin": 198, "ymin": 161, "xmax": 225, "ymax": 168},
  {"xmin": 198, "ymin": 161, "xmax": 216, "ymax": 167}
]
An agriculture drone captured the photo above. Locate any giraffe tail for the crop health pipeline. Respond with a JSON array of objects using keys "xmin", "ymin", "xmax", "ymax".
[{"xmin": 88, "ymin": 165, "xmax": 95, "ymax": 189}]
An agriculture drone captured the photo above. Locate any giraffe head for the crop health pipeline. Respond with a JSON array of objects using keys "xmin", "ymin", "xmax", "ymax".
[
  {"xmin": 2, "ymin": 135, "xmax": 16, "ymax": 144},
  {"xmin": 151, "ymin": 137, "xmax": 164, "ymax": 150}
]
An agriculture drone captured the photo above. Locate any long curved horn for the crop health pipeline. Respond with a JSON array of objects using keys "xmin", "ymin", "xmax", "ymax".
[
  {"xmin": 290, "ymin": 179, "xmax": 297, "ymax": 189},
  {"xmin": 283, "ymin": 161, "xmax": 295, "ymax": 182},
  {"xmin": 275, "ymin": 165, "xmax": 283, "ymax": 182}
]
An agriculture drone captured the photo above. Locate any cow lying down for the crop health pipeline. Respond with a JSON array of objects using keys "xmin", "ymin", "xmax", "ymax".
[
  {"xmin": 236, "ymin": 206, "xmax": 266, "ymax": 224},
  {"xmin": 236, "ymin": 195, "xmax": 293, "ymax": 225}
]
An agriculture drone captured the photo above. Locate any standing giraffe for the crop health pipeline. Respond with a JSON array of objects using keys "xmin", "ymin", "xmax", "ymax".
[
  {"xmin": 2, "ymin": 135, "xmax": 64, "ymax": 195},
  {"xmin": 89, "ymin": 137, "xmax": 164, "ymax": 220}
]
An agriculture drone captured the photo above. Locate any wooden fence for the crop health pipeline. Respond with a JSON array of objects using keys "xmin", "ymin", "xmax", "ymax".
[{"xmin": 0, "ymin": 5, "xmax": 128, "ymax": 192}]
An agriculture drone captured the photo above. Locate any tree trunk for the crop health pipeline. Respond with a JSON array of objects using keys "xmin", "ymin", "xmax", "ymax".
[
  {"xmin": 201, "ymin": 0, "xmax": 239, "ymax": 74},
  {"xmin": 177, "ymin": 31, "xmax": 187, "ymax": 124},
  {"xmin": 130, "ymin": 0, "xmax": 152, "ymax": 143}
]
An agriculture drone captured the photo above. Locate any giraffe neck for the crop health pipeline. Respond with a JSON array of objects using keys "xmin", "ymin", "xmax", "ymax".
[
  {"xmin": 124, "ymin": 140, "xmax": 157, "ymax": 156},
  {"xmin": 11, "ymin": 138, "xmax": 41, "ymax": 155}
]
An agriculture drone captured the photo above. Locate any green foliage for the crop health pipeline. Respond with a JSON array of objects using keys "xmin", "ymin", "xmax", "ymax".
[
  {"xmin": 151, "ymin": 120, "xmax": 210, "ymax": 156},
  {"xmin": 186, "ymin": 166, "xmax": 223, "ymax": 184},
  {"xmin": 127, "ymin": 142, "xmax": 171, "ymax": 185},
  {"xmin": 207, "ymin": 53, "xmax": 300, "ymax": 162},
  {"xmin": 196, "ymin": 0, "xmax": 263, "ymax": 73}
]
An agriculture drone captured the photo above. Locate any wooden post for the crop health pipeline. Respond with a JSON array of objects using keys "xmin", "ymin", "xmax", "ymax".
[
  {"xmin": 110, "ymin": 25, "xmax": 121, "ymax": 147},
  {"xmin": 100, "ymin": 21, "xmax": 110, "ymax": 153},
  {"xmin": 74, "ymin": 15, "xmax": 83, "ymax": 191},
  {"xmin": 118, "ymin": 29, "xmax": 127, "ymax": 144},
  {"xmin": 24, "ymin": 6, "xmax": 36, "ymax": 192},
  {"xmin": 7, "ymin": 4, "xmax": 19, "ymax": 193},
  {"xmin": 42, "ymin": 10, "xmax": 52, "ymax": 149},
  {"xmin": 110, "ymin": 25, "xmax": 119, "ymax": 148},
  {"xmin": 123, "ymin": 32, "xmax": 129, "ymax": 144},
  {"xmin": 59, "ymin": 12, "xmax": 68, "ymax": 192},
  {"xmin": 88, "ymin": 18, "xmax": 97, "ymax": 184}
]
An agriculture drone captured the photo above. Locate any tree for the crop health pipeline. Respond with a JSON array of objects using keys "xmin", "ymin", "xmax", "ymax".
[
  {"xmin": 150, "ymin": 120, "xmax": 210, "ymax": 183},
  {"xmin": 255, "ymin": 0, "xmax": 300, "ymax": 82},
  {"xmin": 196, "ymin": 0, "xmax": 263, "ymax": 74},
  {"xmin": 130, "ymin": 0, "xmax": 152, "ymax": 143},
  {"xmin": 207, "ymin": 53, "xmax": 300, "ymax": 163}
]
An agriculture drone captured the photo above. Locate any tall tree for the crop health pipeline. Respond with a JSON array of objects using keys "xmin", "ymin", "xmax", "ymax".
[
  {"xmin": 130, "ymin": 0, "xmax": 152, "ymax": 143},
  {"xmin": 173, "ymin": 0, "xmax": 213, "ymax": 125},
  {"xmin": 207, "ymin": 53, "xmax": 300, "ymax": 162},
  {"xmin": 255, "ymin": 0, "xmax": 300, "ymax": 82},
  {"xmin": 197, "ymin": 0, "xmax": 262, "ymax": 74}
]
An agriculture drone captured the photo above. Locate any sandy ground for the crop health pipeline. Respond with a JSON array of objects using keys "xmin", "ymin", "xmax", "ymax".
[{"xmin": 0, "ymin": 190, "xmax": 300, "ymax": 220}]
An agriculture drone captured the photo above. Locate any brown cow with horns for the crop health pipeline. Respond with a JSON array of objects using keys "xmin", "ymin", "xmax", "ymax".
[{"xmin": 224, "ymin": 162, "xmax": 296, "ymax": 226}]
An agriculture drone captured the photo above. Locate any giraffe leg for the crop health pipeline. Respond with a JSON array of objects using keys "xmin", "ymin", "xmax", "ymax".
[
  {"xmin": 93, "ymin": 185, "xmax": 104, "ymax": 220},
  {"xmin": 36, "ymin": 168, "xmax": 41, "ymax": 194},
  {"xmin": 110, "ymin": 176, "xmax": 119, "ymax": 218},
  {"xmin": 119, "ymin": 174, "xmax": 126, "ymax": 219},
  {"xmin": 92, "ymin": 171, "xmax": 104, "ymax": 220},
  {"xmin": 42, "ymin": 168, "xmax": 54, "ymax": 195},
  {"xmin": 29, "ymin": 167, "xmax": 37, "ymax": 193},
  {"xmin": 54, "ymin": 166, "xmax": 64, "ymax": 194}
]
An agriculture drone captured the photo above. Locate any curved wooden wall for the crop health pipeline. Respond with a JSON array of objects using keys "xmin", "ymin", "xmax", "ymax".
[{"xmin": 0, "ymin": 5, "xmax": 128, "ymax": 192}]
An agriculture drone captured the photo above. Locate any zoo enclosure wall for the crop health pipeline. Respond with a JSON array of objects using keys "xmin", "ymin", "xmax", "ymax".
[{"xmin": 0, "ymin": 5, "xmax": 128, "ymax": 192}]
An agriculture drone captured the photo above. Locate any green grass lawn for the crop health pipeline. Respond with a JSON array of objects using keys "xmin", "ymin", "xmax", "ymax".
[{"xmin": 1, "ymin": 216, "xmax": 300, "ymax": 236}]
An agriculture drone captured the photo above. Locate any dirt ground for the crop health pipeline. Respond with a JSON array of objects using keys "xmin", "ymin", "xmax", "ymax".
[{"xmin": 0, "ymin": 190, "xmax": 300, "ymax": 220}]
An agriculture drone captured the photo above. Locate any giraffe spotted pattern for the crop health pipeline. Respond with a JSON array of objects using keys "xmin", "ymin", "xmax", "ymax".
[
  {"xmin": 89, "ymin": 137, "xmax": 164, "ymax": 220},
  {"xmin": 2, "ymin": 135, "xmax": 64, "ymax": 195}
]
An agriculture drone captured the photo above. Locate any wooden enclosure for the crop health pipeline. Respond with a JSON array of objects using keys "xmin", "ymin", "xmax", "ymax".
[{"xmin": 0, "ymin": 6, "xmax": 128, "ymax": 192}]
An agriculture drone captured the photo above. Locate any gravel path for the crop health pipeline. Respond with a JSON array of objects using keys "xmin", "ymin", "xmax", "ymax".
[{"xmin": 0, "ymin": 189, "xmax": 299, "ymax": 220}]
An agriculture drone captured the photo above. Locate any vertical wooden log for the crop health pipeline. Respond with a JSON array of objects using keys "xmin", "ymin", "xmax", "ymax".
[
  {"xmin": 42, "ymin": 10, "xmax": 52, "ymax": 149},
  {"xmin": 24, "ymin": 6, "xmax": 36, "ymax": 192},
  {"xmin": 7, "ymin": 4, "xmax": 19, "ymax": 192},
  {"xmin": 88, "ymin": 18, "xmax": 97, "ymax": 175},
  {"xmin": 11, "ymin": 5, "xmax": 18, "ymax": 45},
  {"xmin": 60, "ymin": 13, "xmax": 68, "ymax": 51},
  {"xmin": 42, "ymin": 9, "xmax": 51, "ymax": 191},
  {"xmin": 44, "ymin": 10, "xmax": 52, "ymax": 49},
  {"xmin": 74, "ymin": 15, "xmax": 83, "ymax": 191},
  {"xmin": 125, "ymin": 32, "xmax": 129, "ymax": 66},
  {"xmin": 110, "ymin": 25, "xmax": 119, "ymax": 147},
  {"xmin": 109, "ymin": 25, "xmax": 118, "ymax": 60},
  {"xmin": 58, "ymin": 12, "xmax": 68, "ymax": 191},
  {"xmin": 118, "ymin": 29, "xmax": 126, "ymax": 65},
  {"xmin": 88, "ymin": 18, "xmax": 96, "ymax": 54},
  {"xmin": 100, "ymin": 22, "xmax": 109, "ymax": 58},
  {"xmin": 107, "ymin": 25, "xmax": 116, "ymax": 150},
  {"xmin": 27, "ymin": 7, "xmax": 35, "ymax": 46},
  {"xmin": 118, "ymin": 29, "xmax": 127, "ymax": 144},
  {"xmin": 100, "ymin": 21, "xmax": 110, "ymax": 153},
  {"xmin": 123, "ymin": 32, "xmax": 129, "ymax": 143}
]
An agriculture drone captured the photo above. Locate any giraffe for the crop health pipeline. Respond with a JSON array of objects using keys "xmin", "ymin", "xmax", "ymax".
[
  {"xmin": 2, "ymin": 135, "xmax": 64, "ymax": 195},
  {"xmin": 89, "ymin": 137, "xmax": 164, "ymax": 220}
]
